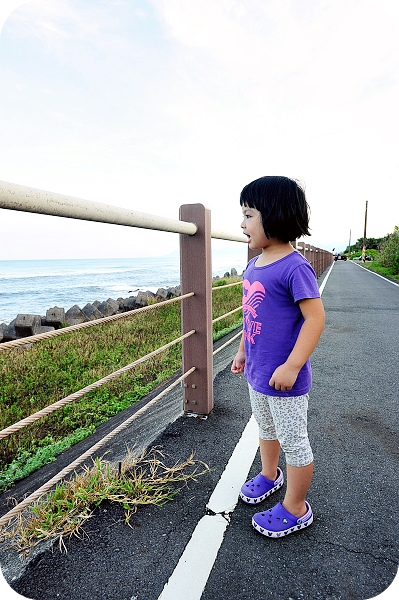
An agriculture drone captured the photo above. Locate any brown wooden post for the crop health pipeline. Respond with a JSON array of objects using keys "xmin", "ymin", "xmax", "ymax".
[
  {"xmin": 179, "ymin": 204, "xmax": 213, "ymax": 415},
  {"xmin": 247, "ymin": 247, "xmax": 262, "ymax": 262}
]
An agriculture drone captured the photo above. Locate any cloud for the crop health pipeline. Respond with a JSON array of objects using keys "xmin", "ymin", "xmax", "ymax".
[{"xmin": 0, "ymin": 0, "xmax": 398, "ymax": 261}]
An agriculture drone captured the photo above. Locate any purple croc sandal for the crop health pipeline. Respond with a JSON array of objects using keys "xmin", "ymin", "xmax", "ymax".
[
  {"xmin": 240, "ymin": 467, "xmax": 284, "ymax": 505},
  {"xmin": 252, "ymin": 501, "xmax": 313, "ymax": 538}
]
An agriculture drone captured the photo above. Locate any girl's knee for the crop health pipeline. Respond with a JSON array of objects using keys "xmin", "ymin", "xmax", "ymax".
[
  {"xmin": 258, "ymin": 422, "xmax": 277, "ymax": 439},
  {"xmin": 283, "ymin": 444, "xmax": 314, "ymax": 468}
]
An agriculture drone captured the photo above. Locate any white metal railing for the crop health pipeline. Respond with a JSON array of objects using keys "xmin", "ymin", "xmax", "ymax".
[{"xmin": 0, "ymin": 180, "xmax": 246, "ymax": 242}]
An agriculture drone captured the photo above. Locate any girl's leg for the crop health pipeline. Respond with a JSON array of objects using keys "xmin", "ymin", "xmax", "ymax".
[
  {"xmin": 259, "ymin": 438, "xmax": 281, "ymax": 481},
  {"xmin": 283, "ymin": 461, "xmax": 314, "ymax": 517},
  {"xmin": 269, "ymin": 393, "xmax": 314, "ymax": 517},
  {"xmin": 248, "ymin": 385, "xmax": 282, "ymax": 480}
]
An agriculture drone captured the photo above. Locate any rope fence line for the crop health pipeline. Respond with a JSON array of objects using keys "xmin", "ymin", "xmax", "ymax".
[
  {"xmin": 212, "ymin": 306, "xmax": 242, "ymax": 324},
  {"xmin": 0, "ymin": 292, "xmax": 195, "ymax": 352},
  {"xmin": 212, "ymin": 329, "xmax": 243, "ymax": 356},
  {"xmin": 211, "ymin": 281, "xmax": 242, "ymax": 291},
  {"xmin": 0, "ymin": 330, "xmax": 195, "ymax": 440},
  {"xmin": 0, "ymin": 330, "xmax": 243, "ymax": 528},
  {"xmin": 0, "ymin": 366, "xmax": 196, "ymax": 529}
]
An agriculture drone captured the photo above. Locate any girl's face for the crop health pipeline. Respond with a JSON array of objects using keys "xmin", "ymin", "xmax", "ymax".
[{"xmin": 241, "ymin": 205, "xmax": 269, "ymax": 249}]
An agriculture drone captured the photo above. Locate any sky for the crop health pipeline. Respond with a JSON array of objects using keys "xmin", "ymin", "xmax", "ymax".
[
  {"xmin": 0, "ymin": 6, "xmax": 399, "ymax": 599},
  {"xmin": 0, "ymin": 0, "xmax": 398, "ymax": 261}
]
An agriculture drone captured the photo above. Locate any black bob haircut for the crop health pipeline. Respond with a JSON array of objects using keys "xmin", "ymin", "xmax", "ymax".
[{"xmin": 240, "ymin": 176, "xmax": 311, "ymax": 243}]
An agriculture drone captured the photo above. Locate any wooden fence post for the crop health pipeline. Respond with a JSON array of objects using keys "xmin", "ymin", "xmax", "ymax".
[
  {"xmin": 247, "ymin": 247, "xmax": 261, "ymax": 261},
  {"xmin": 179, "ymin": 204, "xmax": 213, "ymax": 415}
]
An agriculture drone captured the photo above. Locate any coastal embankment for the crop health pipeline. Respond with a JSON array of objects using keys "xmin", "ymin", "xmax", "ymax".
[{"xmin": 0, "ymin": 268, "xmax": 239, "ymax": 345}]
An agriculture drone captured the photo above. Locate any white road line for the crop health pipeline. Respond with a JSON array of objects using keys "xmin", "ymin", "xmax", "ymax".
[
  {"xmin": 157, "ymin": 515, "xmax": 228, "ymax": 600},
  {"xmin": 352, "ymin": 261, "xmax": 399, "ymax": 287},
  {"xmin": 157, "ymin": 417, "xmax": 259, "ymax": 600},
  {"xmin": 157, "ymin": 265, "xmax": 333, "ymax": 600},
  {"xmin": 206, "ymin": 415, "xmax": 259, "ymax": 514},
  {"xmin": 318, "ymin": 260, "xmax": 335, "ymax": 295}
]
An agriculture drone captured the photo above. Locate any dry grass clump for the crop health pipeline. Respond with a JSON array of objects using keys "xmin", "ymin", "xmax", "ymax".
[{"xmin": 0, "ymin": 448, "xmax": 209, "ymax": 555}]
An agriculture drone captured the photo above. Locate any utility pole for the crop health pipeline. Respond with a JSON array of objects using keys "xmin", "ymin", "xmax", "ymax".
[
  {"xmin": 348, "ymin": 229, "xmax": 351, "ymax": 258},
  {"xmin": 361, "ymin": 201, "xmax": 368, "ymax": 262}
]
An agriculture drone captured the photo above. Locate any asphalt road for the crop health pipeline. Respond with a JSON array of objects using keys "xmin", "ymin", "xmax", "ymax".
[{"xmin": 1, "ymin": 260, "xmax": 398, "ymax": 600}]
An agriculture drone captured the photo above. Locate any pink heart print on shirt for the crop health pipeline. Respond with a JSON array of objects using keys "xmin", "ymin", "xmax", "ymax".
[
  {"xmin": 243, "ymin": 280, "xmax": 266, "ymax": 318},
  {"xmin": 243, "ymin": 280, "xmax": 265, "ymax": 345}
]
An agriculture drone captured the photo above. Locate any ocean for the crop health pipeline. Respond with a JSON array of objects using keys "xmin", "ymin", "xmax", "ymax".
[{"xmin": 0, "ymin": 249, "xmax": 247, "ymax": 325}]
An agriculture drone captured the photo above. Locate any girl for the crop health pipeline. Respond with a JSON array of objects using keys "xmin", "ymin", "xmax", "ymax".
[{"xmin": 231, "ymin": 176, "xmax": 325, "ymax": 538}]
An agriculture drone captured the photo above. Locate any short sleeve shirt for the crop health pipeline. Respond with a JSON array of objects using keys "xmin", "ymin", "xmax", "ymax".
[{"xmin": 243, "ymin": 251, "xmax": 320, "ymax": 397}]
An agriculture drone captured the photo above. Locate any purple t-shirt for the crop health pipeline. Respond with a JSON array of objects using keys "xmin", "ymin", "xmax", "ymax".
[{"xmin": 243, "ymin": 251, "xmax": 320, "ymax": 397}]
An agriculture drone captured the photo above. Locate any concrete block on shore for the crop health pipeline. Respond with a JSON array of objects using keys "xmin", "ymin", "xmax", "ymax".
[
  {"xmin": 135, "ymin": 290, "xmax": 156, "ymax": 307},
  {"xmin": 106, "ymin": 298, "xmax": 120, "ymax": 312},
  {"xmin": 15, "ymin": 314, "xmax": 42, "ymax": 337},
  {"xmin": 0, "ymin": 323, "xmax": 7, "ymax": 342},
  {"xmin": 46, "ymin": 307, "xmax": 66, "ymax": 328},
  {"xmin": 2, "ymin": 320, "xmax": 18, "ymax": 341},
  {"xmin": 82, "ymin": 303, "xmax": 103, "ymax": 321},
  {"xmin": 37, "ymin": 325, "xmax": 55, "ymax": 335},
  {"xmin": 65, "ymin": 305, "xmax": 87, "ymax": 325},
  {"xmin": 167, "ymin": 286, "xmax": 181, "ymax": 298},
  {"xmin": 122, "ymin": 297, "xmax": 136, "ymax": 311},
  {"xmin": 96, "ymin": 301, "xmax": 116, "ymax": 317},
  {"xmin": 156, "ymin": 288, "xmax": 168, "ymax": 300}
]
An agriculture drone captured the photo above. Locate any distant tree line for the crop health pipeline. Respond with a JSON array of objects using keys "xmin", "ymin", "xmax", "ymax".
[
  {"xmin": 343, "ymin": 226, "xmax": 399, "ymax": 275},
  {"xmin": 344, "ymin": 236, "xmax": 384, "ymax": 253}
]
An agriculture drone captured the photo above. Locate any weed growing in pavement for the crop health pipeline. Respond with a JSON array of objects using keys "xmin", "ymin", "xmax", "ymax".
[{"xmin": 0, "ymin": 448, "xmax": 209, "ymax": 555}]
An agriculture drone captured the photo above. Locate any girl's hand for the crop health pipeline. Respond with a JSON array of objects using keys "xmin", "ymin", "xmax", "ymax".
[
  {"xmin": 231, "ymin": 351, "xmax": 246, "ymax": 374},
  {"xmin": 269, "ymin": 363, "xmax": 299, "ymax": 391}
]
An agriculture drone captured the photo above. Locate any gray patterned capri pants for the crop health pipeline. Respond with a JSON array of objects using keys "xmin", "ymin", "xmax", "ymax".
[{"xmin": 248, "ymin": 383, "xmax": 314, "ymax": 467}]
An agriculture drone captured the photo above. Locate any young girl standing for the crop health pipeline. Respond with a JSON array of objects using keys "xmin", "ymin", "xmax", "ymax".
[{"xmin": 231, "ymin": 176, "xmax": 325, "ymax": 538}]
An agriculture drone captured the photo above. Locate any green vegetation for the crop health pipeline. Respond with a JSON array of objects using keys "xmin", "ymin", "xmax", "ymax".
[
  {"xmin": 355, "ymin": 260, "xmax": 399, "ymax": 281},
  {"xmin": 345, "ymin": 236, "xmax": 385, "ymax": 254},
  {"xmin": 0, "ymin": 279, "xmax": 242, "ymax": 491},
  {"xmin": 378, "ymin": 226, "xmax": 399, "ymax": 275},
  {"xmin": 0, "ymin": 449, "xmax": 209, "ymax": 554},
  {"xmin": 348, "ymin": 248, "xmax": 378, "ymax": 261},
  {"xmin": 345, "ymin": 226, "xmax": 399, "ymax": 281}
]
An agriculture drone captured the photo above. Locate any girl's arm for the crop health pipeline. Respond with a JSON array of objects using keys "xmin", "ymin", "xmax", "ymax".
[
  {"xmin": 231, "ymin": 332, "xmax": 246, "ymax": 374},
  {"xmin": 269, "ymin": 297, "xmax": 325, "ymax": 391}
]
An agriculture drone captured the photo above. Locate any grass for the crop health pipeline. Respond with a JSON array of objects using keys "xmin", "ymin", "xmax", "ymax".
[
  {"xmin": 0, "ymin": 448, "xmax": 209, "ymax": 554},
  {"xmin": 349, "ymin": 249, "xmax": 399, "ymax": 281},
  {"xmin": 0, "ymin": 279, "xmax": 242, "ymax": 491},
  {"xmin": 358, "ymin": 261, "xmax": 399, "ymax": 281},
  {"xmin": 350, "ymin": 254, "xmax": 399, "ymax": 281}
]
